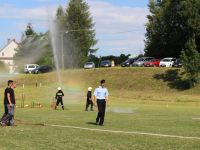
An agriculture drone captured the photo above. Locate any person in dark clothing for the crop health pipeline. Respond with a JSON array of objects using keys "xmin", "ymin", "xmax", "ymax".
[
  {"xmin": 93, "ymin": 80, "xmax": 109, "ymax": 126},
  {"xmin": 85, "ymin": 87, "xmax": 93, "ymax": 111},
  {"xmin": 55, "ymin": 87, "xmax": 64, "ymax": 110},
  {"xmin": 0, "ymin": 80, "xmax": 17, "ymax": 126}
]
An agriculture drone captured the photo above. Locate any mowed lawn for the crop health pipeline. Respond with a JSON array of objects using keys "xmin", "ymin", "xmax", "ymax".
[{"xmin": 0, "ymin": 68, "xmax": 199, "ymax": 149}]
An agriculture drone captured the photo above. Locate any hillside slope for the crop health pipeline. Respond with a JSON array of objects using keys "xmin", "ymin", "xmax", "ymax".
[{"xmin": 2, "ymin": 67, "xmax": 200, "ymax": 103}]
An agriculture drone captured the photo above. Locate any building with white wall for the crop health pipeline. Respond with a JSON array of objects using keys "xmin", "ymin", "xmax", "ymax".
[{"xmin": 0, "ymin": 39, "xmax": 19, "ymax": 73}]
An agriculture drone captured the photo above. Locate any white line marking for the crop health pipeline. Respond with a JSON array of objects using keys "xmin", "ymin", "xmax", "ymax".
[
  {"xmin": 192, "ymin": 118, "xmax": 200, "ymax": 120},
  {"xmin": 44, "ymin": 124, "xmax": 200, "ymax": 140}
]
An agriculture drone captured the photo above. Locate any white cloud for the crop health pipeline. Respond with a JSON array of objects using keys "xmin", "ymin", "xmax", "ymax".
[
  {"xmin": 88, "ymin": 0, "xmax": 149, "ymax": 56},
  {"xmin": 0, "ymin": 5, "xmax": 56, "ymax": 21}
]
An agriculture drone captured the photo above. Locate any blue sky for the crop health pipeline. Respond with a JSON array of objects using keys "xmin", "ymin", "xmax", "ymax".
[{"xmin": 0, "ymin": 0, "xmax": 149, "ymax": 56}]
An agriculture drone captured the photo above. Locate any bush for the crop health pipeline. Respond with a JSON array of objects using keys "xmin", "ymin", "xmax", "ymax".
[{"xmin": 181, "ymin": 37, "xmax": 200, "ymax": 87}]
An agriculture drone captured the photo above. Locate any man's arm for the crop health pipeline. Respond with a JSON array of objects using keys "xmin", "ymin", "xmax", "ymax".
[
  {"xmin": 93, "ymin": 95, "xmax": 97, "ymax": 106},
  {"xmin": 55, "ymin": 92, "xmax": 58, "ymax": 100},
  {"xmin": 7, "ymin": 93, "xmax": 12, "ymax": 106},
  {"xmin": 93, "ymin": 89, "xmax": 97, "ymax": 106},
  {"xmin": 105, "ymin": 89, "xmax": 109, "ymax": 106},
  {"xmin": 105, "ymin": 96, "xmax": 109, "ymax": 106}
]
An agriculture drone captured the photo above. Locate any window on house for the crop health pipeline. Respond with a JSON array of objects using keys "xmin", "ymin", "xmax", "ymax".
[{"xmin": 2, "ymin": 52, "xmax": 4, "ymax": 56}]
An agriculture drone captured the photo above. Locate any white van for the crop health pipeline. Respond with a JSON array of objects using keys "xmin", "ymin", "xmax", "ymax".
[{"xmin": 24, "ymin": 64, "xmax": 39, "ymax": 74}]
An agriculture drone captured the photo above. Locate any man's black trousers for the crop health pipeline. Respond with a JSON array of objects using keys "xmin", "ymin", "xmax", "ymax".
[{"xmin": 96, "ymin": 99, "xmax": 106, "ymax": 125}]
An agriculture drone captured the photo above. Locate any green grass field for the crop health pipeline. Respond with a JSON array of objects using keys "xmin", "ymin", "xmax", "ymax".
[{"xmin": 0, "ymin": 67, "xmax": 200, "ymax": 150}]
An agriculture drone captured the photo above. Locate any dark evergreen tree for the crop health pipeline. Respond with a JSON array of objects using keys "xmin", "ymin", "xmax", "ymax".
[
  {"xmin": 63, "ymin": 0, "xmax": 98, "ymax": 67},
  {"xmin": 25, "ymin": 23, "xmax": 35, "ymax": 36},
  {"xmin": 181, "ymin": 36, "xmax": 200, "ymax": 87}
]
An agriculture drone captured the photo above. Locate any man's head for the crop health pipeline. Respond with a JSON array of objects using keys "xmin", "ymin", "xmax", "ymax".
[
  {"xmin": 11, "ymin": 81, "xmax": 17, "ymax": 89},
  {"xmin": 100, "ymin": 79, "xmax": 106, "ymax": 87},
  {"xmin": 8, "ymin": 80, "xmax": 13, "ymax": 87}
]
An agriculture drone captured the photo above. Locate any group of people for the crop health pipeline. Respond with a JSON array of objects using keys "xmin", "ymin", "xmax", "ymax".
[
  {"xmin": 0, "ymin": 79, "xmax": 109, "ymax": 126},
  {"xmin": 55, "ymin": 79, "xmax": 109, "ymax": 126},
  {"xmin": 85, "ymin": 79, "xmax": 109, "ymax": 126}
]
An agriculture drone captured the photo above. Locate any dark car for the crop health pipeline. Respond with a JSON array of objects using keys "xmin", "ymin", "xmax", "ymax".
[
  {"xmin": 32, "ymin": 65, "xmax": 53, "ymax": 74},
  {"xmin": 100, "ymin": 60, "xmax": 111, "ymax": 67},
  {"xmin": 172, "ymin": 59, "xmax": 182, "ymax": 68},
  {"xmin": 121, "ymin": 58, "xmax": 137, "ymax": 67}
]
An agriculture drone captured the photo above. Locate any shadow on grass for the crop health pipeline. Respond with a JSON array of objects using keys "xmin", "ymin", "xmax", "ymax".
[
  {"xmin": 153, "ymin": 69, "xmax": 189, "ymax": 90},
  {"xmin": 86, "ymin": 122, "xmax": 97, "ymax": 126}
]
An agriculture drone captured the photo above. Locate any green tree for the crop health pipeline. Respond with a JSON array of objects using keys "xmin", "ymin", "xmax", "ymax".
[
  {"xmin": 36, "ymin": 33, "xmax": 53, "ymax": 66},
  {"xmin": 56, "ymin": 6, "xmax": 65, "ymax": 31},
  {"xmin": 181, "ymin": 36, "xmax": 200, "ymax": 87},
  {"xmin": 145, "ymin": 0, "xmax": 200, "ymax": 58},
  {"xmin": 25, "ymin": 23, "xmax": 35, "ymax": 36},
  {"xmin": 14, "ymin": 25, "xmax": 53, "ymax": 67},
  {"xmin": 180, "ymin": 0, "xmax": 200, "ymax": 50},
  {"xmin": 63, "ymin": 0, "xmax": 97, "ymax": 67}
]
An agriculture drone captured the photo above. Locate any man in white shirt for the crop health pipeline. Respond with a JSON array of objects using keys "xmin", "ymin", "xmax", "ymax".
[{"xmin": 93, "ymin": 79, "xmax": 109, "ymax": 126}]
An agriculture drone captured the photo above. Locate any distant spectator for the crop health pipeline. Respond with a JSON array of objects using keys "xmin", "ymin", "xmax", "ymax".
[{"xmin": 111, "ymin": 60, "xmax": 115, "ymax": 67}]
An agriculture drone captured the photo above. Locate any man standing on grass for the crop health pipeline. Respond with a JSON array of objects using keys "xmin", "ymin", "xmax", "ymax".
[
  {"xmin": 93, "ymin": 79, "xmax": 109, "ymax": 126},
  {"xmin": 0, "ymin": 80, "xmax": 17, "ymax": 126}
]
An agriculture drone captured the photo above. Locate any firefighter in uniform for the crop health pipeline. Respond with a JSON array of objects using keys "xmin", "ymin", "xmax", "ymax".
[
  {"xmin": 55, "ymin": 87, "xmax": 64, "ymax": 110},
  {"xmin": 85, "ymin": 87, "xmax": 93, "ymax": 111}
]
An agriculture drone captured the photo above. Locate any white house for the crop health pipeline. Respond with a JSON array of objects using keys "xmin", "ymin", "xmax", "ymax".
[{"xmin": 0, "ymin": 39, "xmax": 19, "ymax": 73}]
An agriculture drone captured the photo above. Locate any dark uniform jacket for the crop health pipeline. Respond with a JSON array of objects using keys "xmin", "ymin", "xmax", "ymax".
[{"xmin": 55, "ymin": 90, "xmax": 64, "ymax": 100}]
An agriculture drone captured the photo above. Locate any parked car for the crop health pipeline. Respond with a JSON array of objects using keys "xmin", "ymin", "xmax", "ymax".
[
  {"xmin": 121, "ymin": 58, "xmax": 137, "ymax": 67},
  {"xmin": 144, "ymin": 59, "xmax": 161, "ymax": 67},
  {"xmin": 100, "ymin": 60, "xmax": 111, "ymax": 67},
  {"xmin": 24, "ymin": 64, "xmax": 39, "ymax": 74},
  {"xmin": 172, "ymin": 59, "xmax": 182, "ymax": 68},
  {"xmin": 132, "ymin": 57, "xmax": 154, "ymax": 67},
  {"xmin": 31, "ymin": 65, "xmax": 53, "ymax": 74},
  {"xmin": 159, "ymin": 58, "xmax": 176, "ymax": 67},
  {"xmin": 84, "ymin": 62, "xmax": 95, "ymax": 69}
]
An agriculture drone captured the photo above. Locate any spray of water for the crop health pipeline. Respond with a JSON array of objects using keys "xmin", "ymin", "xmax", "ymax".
[
  {"xmin": 48, "ymin": 14, "xmax": 62, "ymax": 85},
  {"xmin": 16, "ymin": 37, "xmax": 49, "ymax": 66},
  {"xmin": 47, "ymin": 8, "xmax": 80, "ymax": 86},
  {"xmin": 106, "ymin": 107, "xmax": 137, "ymax": 114}
]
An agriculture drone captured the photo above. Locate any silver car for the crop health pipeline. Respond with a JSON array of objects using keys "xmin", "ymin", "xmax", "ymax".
[
  {"xmin": 84, "ymin": 62, "xmax": 95, "ymax": 69},
  {"xmin": 132, "ymin": 57, "xmax": 154, "ymax": 67}
]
